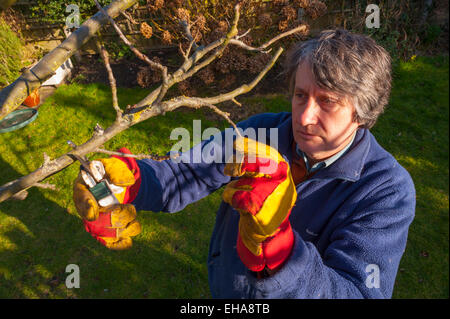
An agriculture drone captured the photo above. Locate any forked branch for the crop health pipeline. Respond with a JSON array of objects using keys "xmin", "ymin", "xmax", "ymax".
[{"xmin": 0, "ymin": 3, "xmax": 307, "ymax": 203}]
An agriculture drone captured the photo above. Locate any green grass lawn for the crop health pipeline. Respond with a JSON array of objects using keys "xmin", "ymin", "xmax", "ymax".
[{"xmin": 0, "ymin": 55, "xmax": 448, "ymax": 298}]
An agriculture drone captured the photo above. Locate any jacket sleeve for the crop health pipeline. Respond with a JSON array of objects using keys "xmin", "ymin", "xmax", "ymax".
[
  {"xmin": 131, "ymin": 135, "xmax": 231, "ymax": 213},
  {"xmin": 130, "ymin": 112, "xmax": 291, "ymax": 213},
  {"xmin": 246, "ymin": 168, "xmax": 416, "ymax": 299}
]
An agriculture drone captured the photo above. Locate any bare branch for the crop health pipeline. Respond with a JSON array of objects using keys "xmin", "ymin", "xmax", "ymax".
[
  {"xmin": 94, "ymin": 0, "xmax": 171, "ymax": 106},
  {"xmin": 229, "ymin": 24, "xmax": 309, "ymax": 52},
  {"xmin": 186, "ymin": 103, "xmax": 243, "ymax": 138},
  {"xmin": 126, "ymin": 38, "xmax": 224, "ymax": 111},
  {"xmin": 168, "ymin": 5, "xmax": 241, "ymax": 89},
  {"xmin": 121, "ymin": 10, "xmax": 138, "ymax": 24},
  {"xmin": 95, "ymin": 148, "xmax": 180, "ymax": 161},
  {"xmin": 232, "ymin": 98, "xmax": 242, "ymax": 107},
  {"xmin": 0, "ymin": 0, "xmax": 139, "ymax": 120},
  {"xmin": 128, "ymin": 4, "xmax": 241, "ymax": 113},
  {"xmin": 35, "ymin": 183, "xmax": 58, "ymax": 191},
  {"xmin": 0, "ymin": 2, "xmax": 304, "ymax": 203},
  {"xmin": 43, "ymin": 152, "xmax": 51, "ymax": 166},
  {"xmin": 134, "ymin": 46, "xmax": 284, "ymax": 124},
  {"xmin": 172, "ymin": 47, "xmax": 284, "ymax": 110},
  {"xmin": 96, "ymin": 39, "xmax": 121, "ymax": 115},
  {"xmin": 178, "ymin": 42, "xmax": 187, "ymax": 60},
  {"xmin": 152, "ymin": 69, "xmax": 169, "ymax": 107},
  {"xmin": 236, "ymin": 28, "xmax": 252, "ymax": 40},
  {"xmin": 131, "ymin": 7, "xmax": 305, "ymax": 112},
  {"xmin": 179, "ymin": 39, "xmax": 195, "ymax": 62},
  {"xmin": 179, "ymin": 20, "xmax": 199, "ymax": 51},
  {"xmin": 185, "ymin": 40, "xmax": 195, "ymax": 60},
  {"xmin": 94, "ymin": 0, "xmax": 166, "ymax": 74}
]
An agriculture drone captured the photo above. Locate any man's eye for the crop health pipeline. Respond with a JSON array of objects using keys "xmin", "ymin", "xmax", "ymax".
[{"xmin": 322, "ymin": 97, "xmax": 338, "ymax": 104}]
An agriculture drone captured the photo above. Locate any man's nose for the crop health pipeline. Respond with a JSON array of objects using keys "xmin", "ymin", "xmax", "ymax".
[{"xmin": 299, "ymin": 97, "xmax": 319, "ymax": 126}]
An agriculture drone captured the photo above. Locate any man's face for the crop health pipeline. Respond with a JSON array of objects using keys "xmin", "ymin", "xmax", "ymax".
[{"xmin": 291, "ymin": 61, "xmax": 360, "ymax": 163}]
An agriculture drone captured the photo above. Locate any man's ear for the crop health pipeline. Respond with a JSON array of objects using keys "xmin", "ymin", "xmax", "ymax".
[
  {"xmin": 349, "ymin": 102, "xmax": 363, "ymax": 127},
  {"xmin": 353, "ymin": 114, "xmax": 364, "ymax": 128}
]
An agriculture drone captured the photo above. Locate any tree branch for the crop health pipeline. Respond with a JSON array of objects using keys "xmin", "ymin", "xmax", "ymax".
[
  {"xmin": 0, "ymin": 2, "xmax": 308, "ymax": 203},
  {"xmin": 94, "ymin": 0, "xmax": 166, "ymax": 74},
  {"xmin": 96, "ymin": 39, "xmax": 121, "ymax": 116},
  {"xmin": 94, "ymin": 0, "xmax": 171, "ymax": 108},
  {"xmin": 0, "ymin": 46, "xmax": 282, "ymax": 202},
  {"xmin": 127, "ymin": 46, "xmax": 283, "ymax": 125},
  {"xmin": 0, "ymin": 0, "xmax": 139, "ymax": 120},
  {"xmin": 179, "ymin": 20, "xmax": 199, "ymax": 51},
  {"xmin": 128, "ymin": 4, "xmax": 241, "ymax": 114},
  {"xmin": 229, "ymin": 24, "xmax": 309, "ymax": 52},
  {"xmin": 95, "ymin": 148, "xmax": 180, "ymax": 161}
]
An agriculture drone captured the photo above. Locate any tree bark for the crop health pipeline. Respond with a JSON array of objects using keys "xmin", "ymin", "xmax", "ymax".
[{"xmin": 0, "ymin": 0, "xmax": 138, "ymax": 120}]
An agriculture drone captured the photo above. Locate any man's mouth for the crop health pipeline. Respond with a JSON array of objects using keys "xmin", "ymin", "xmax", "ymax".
[{"xmin": 298, "ymin": 130, "xmax": 318, "ymax": 139}]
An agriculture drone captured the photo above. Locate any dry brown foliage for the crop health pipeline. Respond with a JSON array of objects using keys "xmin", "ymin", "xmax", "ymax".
[
  {"xmin": 140, "ymin": 22, "xmax": 153, "ymax": 39},
  {"xmin": 305, "ymin": 1, "xmax": 327, "ymax": 20}
]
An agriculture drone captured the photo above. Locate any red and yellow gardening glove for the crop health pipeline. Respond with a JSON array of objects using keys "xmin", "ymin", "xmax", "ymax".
[
  {"xmin": 223, "ymin": 137, "xmax": 297, "ymax": 272},
  {"xmin": 73, "ymin": 148, "xmax": 142, "ymax": 250}
]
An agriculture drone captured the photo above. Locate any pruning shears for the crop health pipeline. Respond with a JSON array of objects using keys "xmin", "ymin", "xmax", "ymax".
[{"xmin": 68, "ymin": 140, "xmax": 122, "ymax": 207}]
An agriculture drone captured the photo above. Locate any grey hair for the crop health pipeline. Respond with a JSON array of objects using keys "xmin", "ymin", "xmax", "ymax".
[{"xmin": 284, "ymin": 29, "xmax": 392, "ymax": 129}]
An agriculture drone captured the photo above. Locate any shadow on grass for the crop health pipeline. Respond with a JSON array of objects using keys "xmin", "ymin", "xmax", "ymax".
[{"xmin": 0, "ymin": 155, "xmax": 215, "ymax": 298}]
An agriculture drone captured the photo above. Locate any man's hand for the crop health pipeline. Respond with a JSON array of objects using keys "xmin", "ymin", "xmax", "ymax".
[
  {"xmin": 73, "ymin": 148, "xmax": 142, "ymax": 250},
  {"xmin": 223, "ymin": 137, "xmax": 297, "ymax": 272}
]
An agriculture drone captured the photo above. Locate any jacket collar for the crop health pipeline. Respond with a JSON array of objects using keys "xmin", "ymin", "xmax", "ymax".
[{"xmin": 277, "ymin": 114, "xmax": 370, "ymax": 182}]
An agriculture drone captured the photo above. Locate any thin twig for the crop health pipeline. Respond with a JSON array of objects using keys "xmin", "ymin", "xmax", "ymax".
[
  {"xmin": 152, "ymin": 70, "xmax": 169, "ymax": 107},
  {"xmin": 126, "ymin": 45, "xmax": 283, "ymax": 124},
  {"xmin": 178, "ymin": 42, "xmax": 187, "ymax": 59},
  {"xmin": 179, "ymin": 20, "xmax": 199, "ymax": 51},
  {"xmin": 184, "ymin": 40, "xmax": 195, "ymax": 60},
  {"xmin": 35, "ymin": 182, "xmax": 58, "ymax": 190},
  {"xmin": 202, "ymin": 104, "xmax": 242, "ymax": 138},
  {"xmin": 229, "ymin": 24, "xmax": 308, "ymax": 52},
  {"xmin": 121, "ymin": 10, "xmax": 139, "ymax": 25},
  {"xmin": 95, "ymin": 148, "xmax": 179, "ymax": 161},
  {"xmin": 232, "ymin": 98, "xmax": 242, "ymax": 107},
  {"xmin": 95, "ymin": 0, "xmax": 171, "ymax": 107},
  {"xmin": 94, "ymin": 0, "xmax": 166, "ymax": 73},
  {"xmin": 236, "ymin": 28, "xmax": 252, "ymax": 39},
  {"xmin": 127, "ymin": 4, "xmax": 242, "ymax": 113},
  {"xmin": 164, "ymin": 47, "xmax": 284, "ymax": 113},
  {"xmin": 177, "ymin": 4, "xmax": 240, "ymax": 82},
  {"xmin": 96, "ymin": 39, "xmax": 121, "ymax": 115},
  {"xmin": 178, "ymin": 40, "xmax": 195, "ymax": 62}
]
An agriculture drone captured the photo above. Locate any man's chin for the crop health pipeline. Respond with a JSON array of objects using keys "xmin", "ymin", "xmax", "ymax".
[{"xmin": 296, "ymin": 139, "xmax": 323, "ymax": 157}]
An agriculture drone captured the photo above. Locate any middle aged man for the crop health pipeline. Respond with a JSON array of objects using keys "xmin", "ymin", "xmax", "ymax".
[{"xmin": 73, "ymin": 29, "xmax": 416, "ymax": 298}]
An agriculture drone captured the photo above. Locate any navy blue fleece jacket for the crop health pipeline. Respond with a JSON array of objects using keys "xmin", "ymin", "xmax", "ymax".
[{"xmin": 132, "ymin": 112, "xmax": 416, "ymax": 299}]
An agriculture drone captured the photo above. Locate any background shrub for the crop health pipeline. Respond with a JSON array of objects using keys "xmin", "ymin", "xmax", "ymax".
[{"xmin": 0, "ymin": 17, "xmax": 24, "ymax": 88}]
